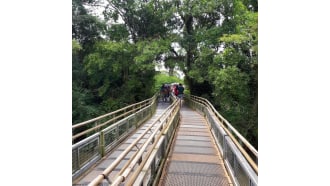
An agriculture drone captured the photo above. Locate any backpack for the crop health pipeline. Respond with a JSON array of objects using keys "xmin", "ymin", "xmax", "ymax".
[{"xmin": 174, "ymin": 87, "xmax": 179, "ymax": 96}]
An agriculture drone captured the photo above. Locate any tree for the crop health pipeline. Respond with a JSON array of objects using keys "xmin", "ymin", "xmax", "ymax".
[
  {"xmin": 72, "ymin": 0, "xmax": 258, "ymax": 148},
  {"xmin": 211, "ymin": 0, "xmax": 258, "ymax": 147},
  {"xmin": 72, "ymin": 0, "xmax": 110, "ymax": 124},
  {"xmin": 72, "ymin": 0, "xmax": 106, "ymax": 48},
  {"xmin": 83, "ymin": 40, "xmax": 156, "ymax": 112},
  {"xmin": 103, "ymin": 0, "xmax": 169, "ymax": 42}
]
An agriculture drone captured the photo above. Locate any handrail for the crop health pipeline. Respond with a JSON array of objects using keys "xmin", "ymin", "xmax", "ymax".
[
  {"xmin": 187, "ymin": 95, "xmax": 258, "ymax": 174},
  {"xmin": 192, "ymin": 95, "xmax": 257, "ymax": 156},
  {"xmin": 88, "ymin": 96, "xmax": 179, "ymax": 186},
  {"xmin": 72, "ymin": 94, "xmax": 158, "ymax": 142},
  {"xmin": 72, "ymin": 98, "xmax": 152, "ymax": 129},
  {"xmin": 72, "ymin": 94, "xmax": 158, "ymax": 180},
  {"xmin": 125, "ymin": 99, "xmax": 180, "ymax": 186},
  {"xmin": 72, "ymin": 108, "xmax": 139, "ymax": 140}
]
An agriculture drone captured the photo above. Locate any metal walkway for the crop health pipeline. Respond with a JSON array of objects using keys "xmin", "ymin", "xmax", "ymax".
[
  {"xmin": 73, "ymin": 102, "xmax": 171, "ymax": 185},
  {"xmin": 72, "ymin": 94, "xmax": 258, "ymax": 186},
  {"xmin": 159, "ymin": 105, "xmax": 232, "ymax": 186}
]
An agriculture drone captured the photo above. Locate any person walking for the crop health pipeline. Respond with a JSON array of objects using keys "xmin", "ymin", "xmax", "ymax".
[
  {"xmin": 160, "ymin": 84, "xmax": 167, "ymax": 102},
  {"xmin": 177, "ymin": 83, "xmax": 184, "ymax": 106},
  {"xmin": 174, "ymin": 84, "xmax": 179, "ymax": 97}
]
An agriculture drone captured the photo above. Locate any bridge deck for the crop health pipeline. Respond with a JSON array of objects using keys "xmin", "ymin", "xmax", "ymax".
[
  {"xmin": 73, "ymin": 102, "xmax": 171, "ymax": 185},
  {"xmin": 158, "ymin": 104, "xmax": 232, "ymax": 186},
  {"xmin": 73, "ymin": 102, "xmax": 232, "ymax": 186}
]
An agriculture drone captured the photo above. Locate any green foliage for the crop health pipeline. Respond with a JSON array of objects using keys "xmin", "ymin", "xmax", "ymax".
[
  {"xmin": 104, "ymin": 0, "xmax": 170, "ymax": 42},
  {"xmin": 72, "ymin": 0, "xmax": 258, "ymax": 148},
  {"xmin": 135, "ymin": 39, "xmax": 170, "ymax": 64},
  {"xmin": 72, "ymin": 39, "xmax": 84, "ymax": 83},
  {"xmin": 211, "ymin": 0, "xmax": 258, "ymax": 147},
  {"xmin": 212, "ymin": 66, "xmax": 249, "ymax": 102},
  {"xmin": 72, "ymin": 39, "xmax": 82, "ymax": 54},
  {"xmin": 72, "ymin": 82, "xmax": 99, "ymax": 123},
  {"xmin": 107, "ymin": 24, "xmax": 129, "ymax": 41},
  {"xmin": 82, "ymin": 40, "xmax": 155, "ymax": 113},
  {"xmin": 166, "ymin": 0, "xmax": 258, "ymax": 147},
  {"xmin": 72, "ymin": 0, "xmax": 106, "ymax": 47},
  {"xmin": 220, "ymin": 34, "xmax": 249, "ymax": 44}
]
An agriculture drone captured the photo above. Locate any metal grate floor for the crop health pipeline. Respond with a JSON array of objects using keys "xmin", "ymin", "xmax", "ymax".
[
  {"xmin": 163, "ymin": 173, "xmax": 229, "ymax": 186},
  {"xmin": 159, "ymin": 105, "xmax": 231, "ymax": 186}
]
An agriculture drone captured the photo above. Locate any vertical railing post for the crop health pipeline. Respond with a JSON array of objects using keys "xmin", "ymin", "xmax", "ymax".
[
  {"xmin": 94, "ymin": 121, "xmax": 99, "ymax": 134},
  {"xmin": 223, "ymin": 138, "xmax": 228, "ymax": 161},
  {"xmin": 116, "ymin": 125, "xmax": 119, "ymax": 140},
  {"xmin": 134, "ymin": 113, "xmax": 138, "ymax": 128},
  {"xmin": 234, "ymin": 155, "xmax": 238, "ymax": 177},
  {"xmin": 125, "ymin": 118, "xmax": 129, "ymax": 133},
  {"xmin": 77, "ymin": 148, "xmax": 81, "ymax": 170},
  {"xmin": 99, "ymin": 131, "xmax": 105, "ymax": 157}
]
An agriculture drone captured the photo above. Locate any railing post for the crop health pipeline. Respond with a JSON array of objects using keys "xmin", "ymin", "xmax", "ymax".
[
  {"xmin": 77, "ymin": 148, "xmax": 81, "ymax": 170},
  {"xmin": 233, "ymin": 155, "xmax": 237, "ymax": 176},
  {"xmin": 133, "ymin": 113, "xmax": 138, "ymax": 128},
  {"xmin": 223, "ymin": 135, "xmax": 228, "ymax": 159},
  {"xmin": 94, "ymin": 121, "xmax": 99, "ymax": 134},
  {"xmin": 99, "ymin": 131, "xmax": 105, "ymax": 157},
  {"xmin": 116, "ymin": 125, "xmax": 119, "ymax": 140}
]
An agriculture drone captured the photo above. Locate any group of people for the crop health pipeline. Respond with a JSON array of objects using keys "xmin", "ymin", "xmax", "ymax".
[{"xmin": 160, "ymin": 83, "xmax": 184, "ymax": 102}]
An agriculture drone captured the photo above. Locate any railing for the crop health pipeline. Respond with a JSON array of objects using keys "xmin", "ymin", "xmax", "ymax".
[
  {"xmin": 72, "ymin": 94, "xmax": 158, "ymax": 180},
  {"xmin": 89, "ymin": 95, "xmax": 181, "ymax": 186},
  {"xmin": 185, "ymin": 95, "xmax": 258, "ymax": 186},
  {"xmin": 72, "ymin": 94, "xmax": 158, "ymax": 143}
]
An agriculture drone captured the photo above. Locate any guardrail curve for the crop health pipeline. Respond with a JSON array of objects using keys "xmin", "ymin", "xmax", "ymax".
[
  {"xmin": 72, "ymin": 93, "xmax": 158, "ymax": 180},
  {"xmin": 185, "ymin": 94, "xmax": 258, "ymax": 186}
]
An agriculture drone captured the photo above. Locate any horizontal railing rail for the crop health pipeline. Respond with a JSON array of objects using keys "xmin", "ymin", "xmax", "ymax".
[
  {"xmin": 185, "ymin": 95, "xmax": 258, "ymax": 186},
  {"xmin": 72, "ymin": 94, "xmax": 158, "ymax": 143},
  {"xmin": 72, "ymin": 94, "xmax": 158, "ymax": 181},
  {"xmin": 88, "ymin": 96, "xmax": 180, "ymax": 186}
]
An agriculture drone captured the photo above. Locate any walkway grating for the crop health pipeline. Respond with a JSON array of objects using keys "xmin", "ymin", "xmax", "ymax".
[{"xmin": 159, "ymin": 105, "xmax": 232, "ymax": 186}]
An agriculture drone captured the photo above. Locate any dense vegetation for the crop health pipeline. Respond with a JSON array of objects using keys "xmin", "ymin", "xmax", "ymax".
[{"xmin": 72, "ymin": 0, "xmax": 258, "ymax": 148}]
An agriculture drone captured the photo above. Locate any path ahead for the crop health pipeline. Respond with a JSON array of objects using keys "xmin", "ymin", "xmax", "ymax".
[{"xmin": 159, "ymin": 104, "xmax": 232, "ymax": 186}]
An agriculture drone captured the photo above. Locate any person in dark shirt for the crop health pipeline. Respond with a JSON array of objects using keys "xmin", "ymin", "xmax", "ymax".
[
  {"xmin": 177, "ymin": 83, "xmax": 184, "ymax": 99},
  {"xmin": 160, "ymin": 84, "xmax": 167, "ymax": 102}
]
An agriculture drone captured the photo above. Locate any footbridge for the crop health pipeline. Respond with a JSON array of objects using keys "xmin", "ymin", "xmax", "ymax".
[{"xmin": 72, "ymin": 94, "xmax": 258, "ymax": 186}]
